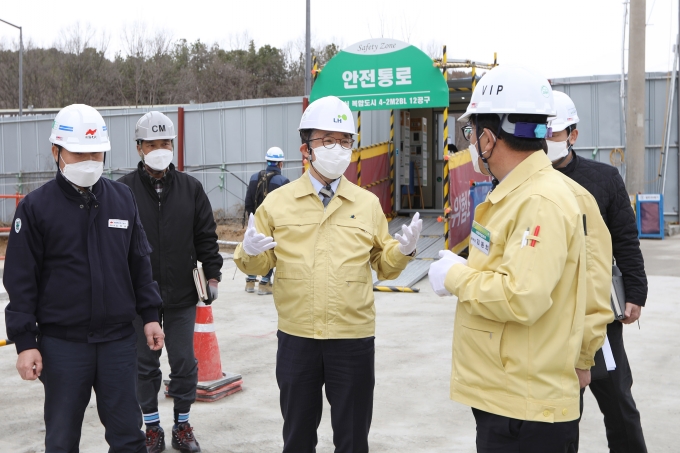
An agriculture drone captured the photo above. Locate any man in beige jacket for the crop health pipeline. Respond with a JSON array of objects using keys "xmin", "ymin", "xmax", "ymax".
[
  {"xmin": 234, "ymin": 96, "xmax": 422, "ymax": 453},
  {"xmin": 429, "ymin": 66, "xmax": 611, "ymax": 452}
]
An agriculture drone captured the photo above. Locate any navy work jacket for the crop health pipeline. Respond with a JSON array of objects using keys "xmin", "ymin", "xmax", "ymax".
[{"xmin": 4, "ymin": 171, "xmax": 162, "ymax": 353}]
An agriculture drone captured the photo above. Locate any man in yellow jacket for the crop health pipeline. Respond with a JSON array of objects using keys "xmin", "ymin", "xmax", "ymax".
[
  {"xmin": 234, "ymin": 95, "xmax": 421, "ymax": 453},
  {"xmin": 429, "ymin": 66, "xmax": 610, "ymax": 452}
]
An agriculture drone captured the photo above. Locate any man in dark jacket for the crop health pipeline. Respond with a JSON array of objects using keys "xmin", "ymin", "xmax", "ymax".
[
  {"xmin": 548, "ymin": 91, "xmax": 648, "ymax": 452},
  {"xmin": 243, "ymin": 146, "xmax": 290, "ymax": 295},
  {"xmin": 118, "ymin": 111, "xmax": 223, "ymax": 453},
  {"xmin": 4, "ymin": 104, "xmax": 164, "ymax": 453}
]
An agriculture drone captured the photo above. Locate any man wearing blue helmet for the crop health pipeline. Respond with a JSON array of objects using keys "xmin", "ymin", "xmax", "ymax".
[{"xmin": 244, "ymin": 146, "xmax": 290, "ymax": 294}]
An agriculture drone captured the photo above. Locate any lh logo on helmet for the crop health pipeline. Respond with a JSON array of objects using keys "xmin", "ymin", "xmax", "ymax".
[{"xmin": 334, "ymin": 114, "xmax": 348, "ymax": 123}]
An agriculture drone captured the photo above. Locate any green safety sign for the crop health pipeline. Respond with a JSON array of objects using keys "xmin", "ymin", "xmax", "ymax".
[{"xmin": 310, "ymin": 39, "xmax": 449, "ymax": 111}]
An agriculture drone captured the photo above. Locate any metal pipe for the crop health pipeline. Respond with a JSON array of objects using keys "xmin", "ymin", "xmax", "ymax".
[
  {"xmin": 19, "ymin": 26, "xmax": 22, "ymax": 117},
  {"xmin": 551, "ymin": 75, "xmax": 674, "ymax": 86},
  {"xmin": 442, "ymin": 44, "xmax": 450, "ymax": 250},
  {"xmin": 0, "ymin": 18, "xmax": 23, "ymax": 117},
  {"xmin": 621, "ymin": 1, "xmax": 629, "ymax": 141},
  {"xmin": 660, "ymin": 33, "xmax": 679, "ymax": 195},
  {"xmin": 305, "ymin": 0, "xmax": 311, "ymax": 97},
  {"xmin": 177, "ymin": 106, "xmax": 185, "ymax": 171},
  {"xmin": 572, "ymin": 145, "xmax": 678, "ymax": 150}
]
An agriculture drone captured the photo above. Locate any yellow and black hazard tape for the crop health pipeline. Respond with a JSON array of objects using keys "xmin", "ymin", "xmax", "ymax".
[
  {"xmin": 352, "ymin": 141, "xmax": 390, "ymax": 152},
  {"xmin": 449, "ymin": 87, "xmax": 472, "ymax": 92},
  {"xmin": 0, "ymin": 339, "xmax": 14, "ymax": 347},
  {"xmin": 373, "ymin": 286, "xmax": 420, "ymax": 293},
  {"xmin": 362, "ymin": 177, "xmax": 389, "ymax": 189}
]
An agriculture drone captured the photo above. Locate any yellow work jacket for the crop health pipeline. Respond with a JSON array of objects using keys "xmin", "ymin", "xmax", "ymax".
[
  {"xmin": 234, "ymin": 175, "xmax": 411, "ymax": 339},
  {"xmin": 445, "ymin": 151, "xmax": 588, "ymax": 423},
  {"xmin": 556, "ymin": 173, "xmax": 614, "ymax": 369}
]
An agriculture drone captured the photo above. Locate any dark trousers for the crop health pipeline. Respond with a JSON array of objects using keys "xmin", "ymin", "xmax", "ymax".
[
  {"xmin": 39, "ymin": 333, "xmax": 145, "ymax": 453},
  {"xmin": 473, "ymin": 408, "xmax": 579, "ymax": 453},
  {"xmin": 133, "ymin": 305, "xmax": 198, "ymax": 417},
  {"xmin": 584, "ymin": 321, "xmax": 647, "ymax": 453},
  {"xmin": 275, "ymin": 330, "xmax": 375, "ymax": 453}
]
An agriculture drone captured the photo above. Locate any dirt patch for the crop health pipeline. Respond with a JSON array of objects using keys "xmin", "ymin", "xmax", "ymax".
[
  {"xmin": 216, "ymin": 220, "xmax": 246, "ymax": 253},
  {"xmin": 0, "ymin": 237, "xmax": 6, "ymax": 257}
]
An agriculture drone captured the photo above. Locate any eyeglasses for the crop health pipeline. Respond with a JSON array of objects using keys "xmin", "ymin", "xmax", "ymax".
[
  {"xmin": 309, "ymin": 137, "xmax": 355, "ymax": 150},
  {"xmin": 461, "ymin": 124, "xmax": 473, "ymax": 142}
]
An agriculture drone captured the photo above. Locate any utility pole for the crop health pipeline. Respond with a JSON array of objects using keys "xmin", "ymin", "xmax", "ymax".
[
  {"xmin": 305, "ymin": 0, "xmax": 311, "ymax": 97},
  {"xmin": 625, "ymin": 0, "xmax": 646, "ymax": 194},
  {"xmin": 0, "ymin": 18, "xmax": 23, "ymax": 117}
]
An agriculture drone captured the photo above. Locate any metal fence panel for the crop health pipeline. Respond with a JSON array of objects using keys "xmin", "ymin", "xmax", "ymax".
[{"xmin": 552, "ymin": 72, "xmax": 679, "ymax": 220}]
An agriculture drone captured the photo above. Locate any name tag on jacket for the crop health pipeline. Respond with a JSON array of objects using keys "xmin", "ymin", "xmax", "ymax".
[
  {"xmin": 470, "ymin": 221, "xmax": 491, "ymax": 255},
  {"xmin": 108, "ymin": 219, "xmax": 129, "ymax": 229}
]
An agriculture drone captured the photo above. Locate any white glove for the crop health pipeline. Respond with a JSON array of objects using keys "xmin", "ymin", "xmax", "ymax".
[
  {"xmin": 428, "ymin": 250, "xmax": 467, "ymax": 297},
  {"xmin": 395, "ymin": 212, "xmax": 423, "ymax": 256},
  {"xmin": 242, "ymin": 213, "xmax": 277, "ymax": 256}
]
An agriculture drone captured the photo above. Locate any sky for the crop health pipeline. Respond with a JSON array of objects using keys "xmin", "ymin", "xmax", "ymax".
[{"xmin": 1, "ymin": 0, "xmax": 679, "ymax": 79}]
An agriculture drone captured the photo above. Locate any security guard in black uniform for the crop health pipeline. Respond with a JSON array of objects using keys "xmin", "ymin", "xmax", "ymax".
[{"xmin": 4, "ymin": 104, "xmax": 164, "ymax": 453}]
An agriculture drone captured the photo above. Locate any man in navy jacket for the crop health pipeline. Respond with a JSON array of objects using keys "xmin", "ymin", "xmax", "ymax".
[
  {"xmin": 243, "ymin": 146, "xmax": 289, "ymax": 294},
  {"xmin": 4, "ymin": 104, "xmax": 164, "ymax": 453}
]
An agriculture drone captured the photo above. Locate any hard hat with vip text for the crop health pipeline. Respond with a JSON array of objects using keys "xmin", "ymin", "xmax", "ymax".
[
  {"xmin": 459, "ymin": 65, "xmax": 556, "ymax": 122},
  {"xmin": 298, "ymin": 96, "xmax": 355, "ymax": 135},
  {"xmin": 135, "ymin": 111, "xmax": 177, "ymax": 141},
  {"xmin": 49, "ymin": 104, "xmax": 111, "ymax": 153}
]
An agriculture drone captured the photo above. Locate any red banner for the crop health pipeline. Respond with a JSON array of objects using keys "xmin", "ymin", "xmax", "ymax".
[
  {"xmin": 344, "ymin": 143, "xmax": 391, "ymax": 214},
  {"xmin": 448, "ymin": 150, "xmax": 490, "ymax": 253}
]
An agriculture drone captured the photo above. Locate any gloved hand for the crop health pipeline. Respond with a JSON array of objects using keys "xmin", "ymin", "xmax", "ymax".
[
  {"xmin": 395, "ymin": 212, "xmax": 423, "ymax": 256},
  {"xmin": 428, "ymin": 250, "xmax": 467, "ymax": 297},
  {"xmin": 242, "ymin": 213, "xmax": 277, "ymax": 256},
  {"xmin": 205, "ymin": 279, "xmax": 219, "ymax": 305}
]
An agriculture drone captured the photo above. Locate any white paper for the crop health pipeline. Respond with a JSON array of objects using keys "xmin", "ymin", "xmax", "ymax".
[{"xmin": 602, "ymin": 335, "xmax": 617, "ymax": 371}]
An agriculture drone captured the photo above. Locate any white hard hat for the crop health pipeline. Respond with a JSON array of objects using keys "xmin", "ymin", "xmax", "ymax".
[
  {"xmin": 299, "ymin": 96, "xmax": 355, "ymax": 135},
  {"xmin": 50, "ymin": 104, "xmax": 111, "ymax": 153},
  {"xmin": 135, "ymin": 111, "xmax": 177, "ymax": 141},
  {"xmin": 265, "ymin": 147, "xmax": 285, "ymax": 162},
  {"xmin": 550, "ymin": 91, "xmax": 580, "ymax": 133},
  {"xmin": 458, "ymin": 65, "xmax": 556, "ymax": 123}
]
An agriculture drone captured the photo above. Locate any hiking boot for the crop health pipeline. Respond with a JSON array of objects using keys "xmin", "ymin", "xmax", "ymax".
[
  {"xmin": 145, "ymin": 426, "xmax": 166, "ymax": 453},
  {"xmin": 172, "ymin": 423, "xmax": 201, "ymax": 452},
  {"xmin": 257, "ymin": 281, "xmax": 273, "ymax": 295},
  {"xmin": 245, "ymin": 280, "xmax": 257, "ymax": 293}
]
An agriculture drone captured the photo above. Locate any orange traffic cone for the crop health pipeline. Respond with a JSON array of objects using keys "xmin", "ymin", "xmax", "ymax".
[
  {"xmin": 194, "ymin": 302, "xmax": 223, "ymax": 381},
  {"xmin": 188, "ymin": 301, "xmax": 243, "ymax": 402}
]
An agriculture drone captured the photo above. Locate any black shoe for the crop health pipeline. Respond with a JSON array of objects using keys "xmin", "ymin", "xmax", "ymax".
[
  {"xmin": 145, "ymin": 426, "xmax": 166, "ymax": 453},
  {"xmin": 172, "ymin": 423, "xmax": 201, "ymax": 452}
]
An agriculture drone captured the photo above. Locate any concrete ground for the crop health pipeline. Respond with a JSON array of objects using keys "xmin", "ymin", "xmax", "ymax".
[{"xmin": 1, "ymin": 236, "xmax": 679, "ymax": 452}]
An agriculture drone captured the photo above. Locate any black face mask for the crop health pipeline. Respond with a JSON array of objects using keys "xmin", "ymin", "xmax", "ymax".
[{"xmin": 474, "ymin": 115, "xmax": 500, "ymax": 189}]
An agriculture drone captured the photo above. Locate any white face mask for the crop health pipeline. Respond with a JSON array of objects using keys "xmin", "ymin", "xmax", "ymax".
[
  {"xmin": 468, "ymin": 131, "xmax": 490, "ymax": 175},
  {"xmin": 468, "ymin": 143, "xmax": 483, "ymax": 174},
  {"xmin": 546, "ymin": 136, "xmax": 570, "ymax": 162},
  {"xmin": 60, "ymin": 156, "xmax": 103, "ymax": 187},
  {"xmin": 143, "ymin": 149, "xmax": 174, "ymax": 171},
  {"xmin": 311, "ymin": 144, "xmax": 352, "ymax": 180}
]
